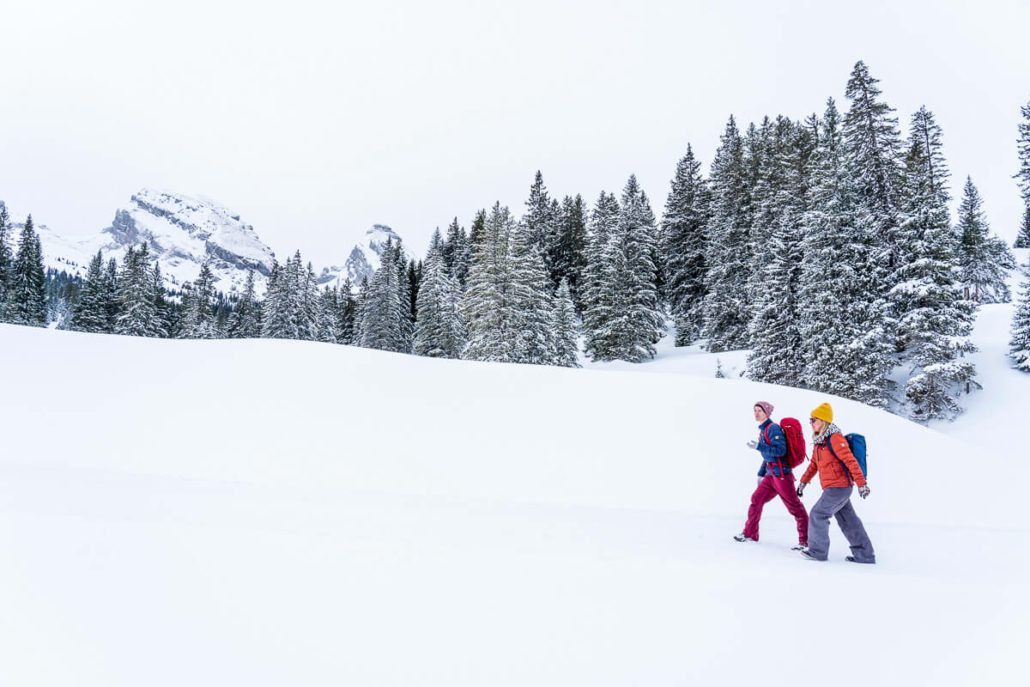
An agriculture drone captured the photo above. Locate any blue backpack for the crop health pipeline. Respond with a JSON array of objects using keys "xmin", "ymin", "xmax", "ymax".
[{"xmin": 826, "ymin": 433, "xmax": 868, "ymax": 478}]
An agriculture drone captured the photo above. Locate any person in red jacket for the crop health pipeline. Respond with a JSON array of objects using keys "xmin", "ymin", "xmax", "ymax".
[
  {"xmin": 733, "ymin": 401, "xmax": 809, "ymax": 549},
  {"xmin": 796, "ymin": 402, "xmax": 875, "ymax": 563}
]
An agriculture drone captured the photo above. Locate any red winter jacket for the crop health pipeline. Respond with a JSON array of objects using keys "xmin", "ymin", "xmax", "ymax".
[{"xmin": 800, "ymin": 431, "xmax": 867, "ymax": 489}]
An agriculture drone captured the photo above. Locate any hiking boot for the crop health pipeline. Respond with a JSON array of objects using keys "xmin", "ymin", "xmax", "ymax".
[
  {"xmin": 845, "ymin": 556, "xmax": 876, "ymax": 564},
  {"xmin": 799, "ymin": 548, "xmax": 823, "ymax": 561},
  {"xmin": 733, "ymin": 533, "xmax": 757, "ymax": 543},
  {"xmin": 791, "ymin": 543, "xmax": 807, "ymax": 551}
]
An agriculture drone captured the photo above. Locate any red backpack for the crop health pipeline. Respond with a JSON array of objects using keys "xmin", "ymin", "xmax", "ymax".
[{"xmin": 764, "ymin": 417, "xmax": 807, "ymax": 469}]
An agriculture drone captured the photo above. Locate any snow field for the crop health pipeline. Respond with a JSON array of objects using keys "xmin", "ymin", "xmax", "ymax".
[{"xmin": 0, "ymin": 324, "xmax": 1027, "ymax": 686}]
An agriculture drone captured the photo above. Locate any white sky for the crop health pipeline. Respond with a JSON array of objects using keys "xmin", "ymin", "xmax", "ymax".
[{"xmin": 1, "ymin": 0, "xmax": 1028, "ymax": 264}]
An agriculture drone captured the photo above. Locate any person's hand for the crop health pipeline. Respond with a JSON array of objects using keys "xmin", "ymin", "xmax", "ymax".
[
  {"xmin": 746, "ymin": 440, "xmax": 758, "ymax": 449},
  {"xmin": 797, "ymin": 482, "xmax": 807, "ymax": 498},
  {"xmin": 858, "ymin": 484, "xmax": 870, "ymax": 499}
]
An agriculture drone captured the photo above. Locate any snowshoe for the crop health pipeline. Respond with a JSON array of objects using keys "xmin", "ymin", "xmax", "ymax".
[{"xmin": 733, "ymin": 533, "xmax": 757, "ymax": 543}]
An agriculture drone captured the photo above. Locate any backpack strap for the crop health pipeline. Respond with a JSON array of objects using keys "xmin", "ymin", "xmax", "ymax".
[
  {"xmin": 763, "ymin": 423, "xmax": 788, "ymax": 480},
  {"xmin": 825, "ymin": 434, "xmax": 854, "ymax": 486}
]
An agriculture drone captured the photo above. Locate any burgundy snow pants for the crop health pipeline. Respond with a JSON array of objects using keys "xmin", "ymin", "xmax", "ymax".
[{"xmin": 743, "ymin": 473, "xmax": 809, "ymax": 545}]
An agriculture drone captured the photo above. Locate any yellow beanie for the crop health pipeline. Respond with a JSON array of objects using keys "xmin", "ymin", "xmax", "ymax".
[{"xmin": 811, "ymin": 402, "xmax": 834, "ymax": 423}]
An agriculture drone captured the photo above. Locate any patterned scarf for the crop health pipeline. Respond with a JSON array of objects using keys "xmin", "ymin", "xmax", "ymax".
[{"xmin": 813, "ymin": 422, "xmax": 842, "ymax": 445}]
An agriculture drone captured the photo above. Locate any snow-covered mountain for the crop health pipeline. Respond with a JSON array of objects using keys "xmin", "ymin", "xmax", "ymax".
[
  {"xmin": 32, "ymin": 189, "xmax": 277, "ymax": 295},
  {"xmin": 317, "ymin": 224, "xmax": 403, "ymax": 290}
]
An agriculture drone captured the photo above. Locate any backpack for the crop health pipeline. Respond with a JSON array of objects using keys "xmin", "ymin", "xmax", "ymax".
[
  {"xmin": 764, "ymin": 418, "xmax": 807, "ymax": 469},
  {"xmin": 826, "ymin": 433, "xmax": 868, "ymax": 478}
]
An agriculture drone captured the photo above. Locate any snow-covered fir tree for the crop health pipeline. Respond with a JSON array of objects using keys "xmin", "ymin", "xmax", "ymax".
[
  {"xmin": 547, "ymin": 195, "xmax": 588, "ymax": 306},
  {"xmin": 581, "ymin": 191, "xmax": 620, "ymax": 359},
  {"xmin": 799, "ymin": 99, "xmax": 894, "ymax": 407},
  {"xmin": 747, "ymin": 117, "xmax": 815, "ymax": 385},
  {"xmin": 261, "ymin": 261, "xmax": 293, "ymax": 339},
  {"xmin": 1010, "ymin": 256, "xmax": 1030, "ymax": 372},
  {"xmin": 0, "ymin": 202, "xmax": 12, "ymax": 318},
  {"xmin": 461, "ymin": 203, "xmax": 524, "ymax": 363},
  {"xmin": 180, "ymin": 261, "xmax": 218, "ymax": 339},
  {"xmin": 662, "ymin": 144, "xmax": 710, "ymax": 346},
  {"xmin": 413, "ymin": 242, "xmax": 464, "ymax": 358},
  {"xmin": 336, "ymin": 279, "xmax": 357, "ymax": 344},
  {"xmin": 510, "ymin": 216, "xmax": 557, "ymax": 365},
  {"xmin": 955, "ymin": 177, "xmax": 1016, "ymax": 304},
  {"xmin": 1016, "ymin": 98, "xmax": 1030, "ymax": 220},
  {"xmin": 468, "ymin": 209, "xmax": 486, "ymax": 249},
  {"xmin": 443, "ymin": 218, "xmax": 471, "ymax": 289},
  {"xmin": 70, "ymin": 250, "xmax": 111, "ymax": 333},
  {"xmin": 524, "ymin": 171, "xmax": 557, "ymax": 273},
  {"xmin": 6, "ymin": 215, "xmax": 48, "ymax": 326},
  {"xmin": 1016, "ymin": 207, "xmax": 1030, "ymax": 249},
  {"xmin": 114, "ymin": 244, "xmax": 160, "ymax": 336},
  {"xmin": 356, "ymin": 239, "xmax": 411, "ymax": 353},
  {"xmin": 589, "ymin": 176, "xmax": 663, "ymax": 362},
  {"xmin": 227, "ymin": 270, "xmax": 260, "ymax": 338},
  {"xmin": 843, "ymin": 61, "xmax": 903, "ymax": 289},
  {"xmin": 891, "ymin": 107, "xmax": 978, "ymax": 420},
  {"xmin": 703, "ymin": 116, "xmax": 753, "ymax": 351},
  {"xmin": 551, "ymin": 278, "xmax": 580, "ymax": 367}
]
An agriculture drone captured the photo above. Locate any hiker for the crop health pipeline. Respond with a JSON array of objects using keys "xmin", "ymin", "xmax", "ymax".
[
  {"xmin": 733, "ymin": 401, "xmax": 809, "ymax": 550},
  {"xmin": 797, "ymin": 402, "xmax": 875, "ymax": 564}
]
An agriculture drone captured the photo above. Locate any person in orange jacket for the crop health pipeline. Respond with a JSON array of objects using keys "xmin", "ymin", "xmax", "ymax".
[{"xmin": 796, "ymin": 402, "xmax": 875, "ymax": 564}]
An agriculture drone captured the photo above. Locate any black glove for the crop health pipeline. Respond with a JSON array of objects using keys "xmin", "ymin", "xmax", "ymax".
[{"xmin": 796, "ymin": 482, "xmax": 806, "ymax": 498}]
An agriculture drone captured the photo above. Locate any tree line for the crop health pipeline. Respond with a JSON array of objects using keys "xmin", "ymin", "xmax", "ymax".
[{"xmin": 2, "ymin": 61, "xmax": 1029, "ymax": 421}]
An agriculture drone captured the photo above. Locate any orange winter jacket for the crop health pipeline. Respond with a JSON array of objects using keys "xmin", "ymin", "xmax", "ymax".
[{"xmin": 800, "ymin": 431, "xmax": 867, "ymax": 489}]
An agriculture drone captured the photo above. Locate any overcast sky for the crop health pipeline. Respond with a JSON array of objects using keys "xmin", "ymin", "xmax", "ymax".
[{"xmin": 2, "ymin": 0, "xmax": 1028, "ymax": 264}]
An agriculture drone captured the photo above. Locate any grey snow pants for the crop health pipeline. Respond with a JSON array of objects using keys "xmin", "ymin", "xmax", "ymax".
[{"xmin": 806, "ymin": 486, "xmax": 875, "ymax": 563}]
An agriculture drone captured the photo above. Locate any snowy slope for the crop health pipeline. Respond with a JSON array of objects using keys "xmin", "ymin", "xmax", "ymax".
[
  {"xmin": 0, "ymin": 324, "xmax": 1026, "ymax": 687},
  {"xmin": 28, "ymin": 190, "xmax": 277, "ymax": 295},
  {"xmin": 932, "ymin": 248, "xmax": 1030, "ymax": 452},
  {"xmin": 317, "ymin": 224, "xmax": 402, "ymax": 290}
]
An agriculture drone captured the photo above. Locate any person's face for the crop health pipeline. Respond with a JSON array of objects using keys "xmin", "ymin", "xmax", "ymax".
[
  {"xmin": 810, "ymin": 417, "xmax": 826, "ymax": 434},
  {"xmin": 754, "ymin": 406, "xmax": 768, "ymax": 423}
]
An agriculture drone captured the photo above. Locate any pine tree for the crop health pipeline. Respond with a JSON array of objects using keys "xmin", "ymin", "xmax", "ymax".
[
  {"xmin": 703, "ymin": 116, "xmax": 753, "ymax": 351},
  {"xmin": 843, "ymin": 61, "xmax": 903, "ymax": 284},
  {"xmin": 551, "ymin": 278, "xmax": 580, "ymax": 367},
  {"xmin": 1016, "ymin": 207, "xmax": 1030, "ymax": 249},
  {"xmin": 6, "ymin": 216, "xmax": 48, "ymax": 326},
  {"xmin": 70, "ymin": 250, "xmax": 110, "ymax": 333},
  {"xmin": 443, "ymin": 218, "xmax": 471, "ymax": 288},
  {"xmin": 356, "ymin": 239, "xmax": 410, "ymax": 353},
  {"xmin": 510, "ymin": 217, "xmax": 557, "ymax": 365},
  {"xmin": 103, "ymin": 257, "xmax": 120, "ymax": 331},
  {"xmin": 114, "ymin": 244, "xmax": 159, "ymax": 336},
  {"xmin": 151, "ymin": 263, "xmax": 170, "ymax": 338},
  {"xmin": 336, "ymin": 279, "xmax": 357, "ymax": 344},
  {"xmin": 662, "ymin": 144, "xmax": 710, "ymax": 346},
  {"xmin": 461, "ymin": 203, "xmax": 523, "ymax": 363},
  {"xmin": 747, "ymin": 117, "xmax": 814, "ymax": 386},
  {"xmin": 581, "ymin": 191, "xmax": 620, "ymax": 358},
  {"xmin": 589, "ymin": 176, "xmax": 663, "ymax": 362},
  {"xmin": 180, "ymin": 262, "xmax": 217, "ymax": 339},
  {"xmin": 261, "ymin": 260, "xmax": 295, "ymax": 339},
  {"xmin": 413, "ymin": 243, "xmax": 464, "ymax": 358},
  {"xmin": 407, "ymin": 258, "xmax": 421, "ymax": 325},
  {"xmin": 1016, "ymin": 98, "xmax": 1030, "ymax": 217},
  {"xmin": 524, "ymin": 171, "xmax": 557, "ymax": 273},
  {"xmin": 799, "ymin": 99, "xmax": 895, "ymax": 407},
  {"xmin": 1010, "ymin": 256, "xmax": 1030, "ymax": 372},
  {"xmin": 955, "ymin": 177, "xmax": 1016, "ymax": 304},
  {"xmin": 468, "ymin": 209, "xmax": 487, "ymax": 248},
  {"xmin": 0, "ymin": 202, "xmax": 12, "ymax": 318},
  {"xmin": 548, "ymin": 194, "xmax": 589, "ymax": 307},
  {"xmin": 891, "ymin": 107, "xmax": 978, "ymax": 419},
  {"xmin": 227, "ymin": 270, "xmax": 260, "ymax": 338}
]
